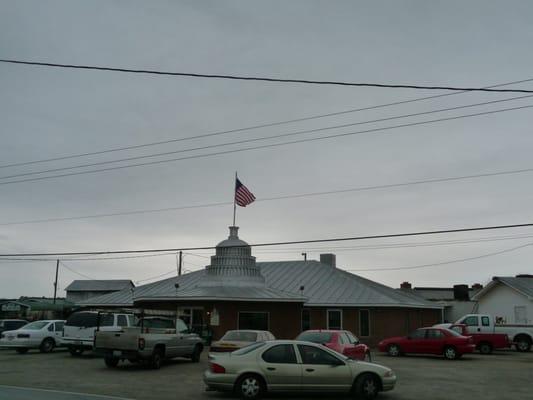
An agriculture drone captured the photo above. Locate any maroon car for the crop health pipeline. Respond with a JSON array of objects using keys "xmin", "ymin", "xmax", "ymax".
[
  {"xmin": 296, "ymin": 329, "xmax": 371, "ymax": 361},
  {"xmin": 378, "ymin": 327, "xmax": 475, "ymax": 360}
]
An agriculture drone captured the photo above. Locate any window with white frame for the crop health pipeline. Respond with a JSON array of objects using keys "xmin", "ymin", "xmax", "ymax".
[{"xmin": 327, "ymin": 309, "xmax": 342, "ymax": 329}]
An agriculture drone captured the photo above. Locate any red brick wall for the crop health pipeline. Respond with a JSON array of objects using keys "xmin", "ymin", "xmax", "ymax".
[{"xmin": 137, "ymin": 300, "xmax": 441, "ymax": 346}]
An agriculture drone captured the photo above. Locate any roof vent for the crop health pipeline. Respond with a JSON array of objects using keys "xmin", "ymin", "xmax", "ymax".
[{"xmin": 319, "ymin": 253, "xmax": 336, "ymax": 268}]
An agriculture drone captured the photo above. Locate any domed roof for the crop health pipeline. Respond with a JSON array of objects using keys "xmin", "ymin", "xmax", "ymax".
[{"xmin": 216, "ymin": 226, "xmax": 249, "ymax": 248}]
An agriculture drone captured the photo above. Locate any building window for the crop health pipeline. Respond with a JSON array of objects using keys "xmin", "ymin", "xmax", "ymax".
[
  {"xmin": 359, "ymin": 310, "xmax": 370, "ymax": 337},
  {"xmin": 301, "ymin": 309, "xmax": 311, "ymax": 331},
  {"xmin": 327, "ymin": 309, "xmax": 342, "ymax": 330},
  {"xmin": 239, "ymin": 312, "xmax": 269, "ymax": 330}
]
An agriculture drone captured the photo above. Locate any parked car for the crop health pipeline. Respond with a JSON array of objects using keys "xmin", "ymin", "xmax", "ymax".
[
  {"xmin": 0, "ymin": 320, "xmax": 65, "ymax": 353},
  {"xmin": 296, "ymin": 329, "xmax": 371, "ymax": 361},
  {"xmin": 94, "ymin": 316, "xmax": 204, "ymax": 369},
  {"xmin": 63, "ymin": 311, "xmax": 135, "ymax": 356},
  {"xmin": 210, "ymin": 330, "xmax": 275, "ymax": 353},
  {"xmin": 453, "ymin": 314, "xmax": 533, "ymax": 352},
  {"xmin": 205, "ymin": 340, "xmax": 395, "ymax": 400},
  {"xmin": 435, "ymin": 323, "xmax": 511, "ymax": 354},
  {"xmin": 0, "ymin": 319, "xmax": 28, "ymax": 334},
  {"xmin": 378, "ymin": 327, "xmax": 475, "ymax": 360}
]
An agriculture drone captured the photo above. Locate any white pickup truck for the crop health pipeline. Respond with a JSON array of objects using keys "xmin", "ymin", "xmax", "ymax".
[
  {"xmin": 94, "ymin": 316, "xmax": 204, "ymax": 369},
  {"xmin": 454, "ymin": 314, "xmax": 533, "ymax": 352}
]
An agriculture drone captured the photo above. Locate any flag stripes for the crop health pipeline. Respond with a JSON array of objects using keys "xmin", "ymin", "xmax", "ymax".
[{"xmin": 235, "ymin": 178, "xmax": 256, "ymax": 207}]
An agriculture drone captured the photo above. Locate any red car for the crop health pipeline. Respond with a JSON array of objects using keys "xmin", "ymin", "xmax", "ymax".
[
  {"xmin": 378, "ymin": 327, "xmax": 475, "ymax": 360},
  {"xmin": 296, "ymin": 329, "xmax": 371, "ymax": 361}
]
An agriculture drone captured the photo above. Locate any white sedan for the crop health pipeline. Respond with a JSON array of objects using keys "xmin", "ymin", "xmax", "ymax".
[{"xmin": 0, "ymin": 320, "xmax": 65, "ymax": 354}]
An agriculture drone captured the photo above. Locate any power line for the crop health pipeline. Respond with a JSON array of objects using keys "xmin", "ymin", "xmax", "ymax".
[
  {"xmin": 1, "ymin": 77, "xmax": 531, "ymax": 170},
  {"xmin": 2, "ymin": 103, "xmax": 532, "ymax": 187},
  {"xmin": 3, "ymin": 164, "xmax": 533, "ymax": 226},
  {"xmin": 2, "ymin": 94, "xmax": 532, "ymax": 182},
  {"xmin": 59, "ymin": 260, "xmax": 98, "ymax": 280},
  {"xmin": 3, "ymin": 221, "xmax": 533, "ymax": 257},
  {"xmin": 346, "ymin": 242, "xmax": 533, "ymax": 272},
  {"xmin": 2, "ymin": 59, "xmax": 533, "ymax": 93}
]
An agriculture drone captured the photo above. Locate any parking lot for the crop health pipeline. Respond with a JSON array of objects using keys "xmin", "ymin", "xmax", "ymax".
[{"xmin": 0, "ymin": 349, "xmax": 531, "ymax": 400}]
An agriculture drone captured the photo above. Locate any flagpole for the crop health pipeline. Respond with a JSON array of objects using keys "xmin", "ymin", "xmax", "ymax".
[{"xmin": 232, "ymin": 171, "xmax": 237, "ymax": 226}]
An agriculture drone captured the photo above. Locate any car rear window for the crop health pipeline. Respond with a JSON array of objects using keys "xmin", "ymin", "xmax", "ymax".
[
  {"xmin": 297, "ymin": 332, "xmax": 333, "ymax": 343},
  {"xmin": 232, "ymin": 342, "xmax": 266, "ymax": 355},
  {"xmin": 222, "ymin": 331, "xmax": 258, "ymax": 341},
  {"xmin": 66, "ymin": 312, "xmax": 98, "ymax": 327},
  {"xmin": 139, "ymin": 318, "xmax": 175, "ymax": 329}
]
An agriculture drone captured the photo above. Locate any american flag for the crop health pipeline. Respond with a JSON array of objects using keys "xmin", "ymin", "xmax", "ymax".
[{"xmin": 235, "ymin": 178, "xmax": 256, "ymax": 207}]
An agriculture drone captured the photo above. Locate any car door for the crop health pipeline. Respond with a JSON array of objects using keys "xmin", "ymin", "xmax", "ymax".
[
  {"xmin": 424, "ymin": 329, "xmax": 446, "ymax": 354},
  {"xmin": 258, "ymin": 344, "xmax": 302, "ymax": 391},
  {"xmin": 53, "ymin": 322, "xmax": 64, "ymax": 342},
  {"xmin": 339, "ymin": 332, "xmax": 355, "ymax": 358},
  {"xmin": 345, "ymin": 332, "xmax": 365, "ymax": 360},
  {"xmin": 404, "ymin": 329, "xmax": 427, "ymax": 353},
  {"xmin": 174, "ymin": 318, "xmax": 195, "ymax": 356},
  {"xmin": 460, "ymin": 316, "xmax": 479, "ymax": 334},
  {"xmin": 297, "ymin": 344, "xmax": 352, "ymax": 392}
]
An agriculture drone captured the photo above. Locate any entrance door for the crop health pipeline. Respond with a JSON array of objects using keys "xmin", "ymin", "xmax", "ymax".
[{"xmin": 177, "ymin": 307, "xmax": 204, "ymax": 335}]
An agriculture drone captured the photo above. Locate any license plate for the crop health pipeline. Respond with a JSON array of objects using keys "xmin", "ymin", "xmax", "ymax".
[
  {"xmin": 7, "ymin": 336, "xmax": 14, "ymax": 341},
  {"xmin": 113, "ymin": 350, "xmax": 122, "ymax": 357}
]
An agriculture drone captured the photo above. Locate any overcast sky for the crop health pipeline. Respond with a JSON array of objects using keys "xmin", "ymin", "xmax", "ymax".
[{"xmin": 1, "ymin": 0, "xmax": 533, "ymax": 298}]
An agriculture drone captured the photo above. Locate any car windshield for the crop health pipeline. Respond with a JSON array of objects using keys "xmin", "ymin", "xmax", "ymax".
[
  {"xmin": 232, "ymin": 342, "xmax": 266, "ymax": 355},
  {"xmin": 221, "ymin": 331, "xmax": 258, "ymax": 341},
  {"xmin": 297, "ymin": 332, "xmax": 333, "ymax": 343},
  {"xmin": 21, "ymin": 321, "xmax": 49, "ymax": 330}
]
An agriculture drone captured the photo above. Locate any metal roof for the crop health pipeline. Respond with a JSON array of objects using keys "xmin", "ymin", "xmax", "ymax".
[
  {"xmin": 65, "ymin": 280, "xmax": 134, "ymax": 292},
  {"xmin": 473, "ymin": 276, "xmax": 533, "ymax": 301},
  {"xmin": 78, "ymin": 260, "xmax": 440, "ymax": 309}
]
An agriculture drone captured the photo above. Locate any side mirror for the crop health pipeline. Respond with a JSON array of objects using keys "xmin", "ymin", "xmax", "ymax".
[{"xmin": 331, "ymin": 359, "xmax": 345, "ymax": 367}]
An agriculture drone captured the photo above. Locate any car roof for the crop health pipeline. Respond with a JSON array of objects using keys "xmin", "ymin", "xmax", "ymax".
[
  {"xmin": 226, "ymin": 330, "xmax": 269, "ymax": 333},
  {"xmin": 0, "ymin": 319, "xmax": 27, "ymax": 322},
  {"xmin": 301, "ymin": 330, "xmax": 341, "ymax": 333}
]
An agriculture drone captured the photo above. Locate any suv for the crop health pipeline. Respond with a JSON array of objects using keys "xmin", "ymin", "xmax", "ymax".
[
  {"xmin": 0, "ymin": 319, "xmax": 28, "ymax": 334},
  {"xmin": 63, "ymin": 311, "xmax": 134, "ymax": 356}
]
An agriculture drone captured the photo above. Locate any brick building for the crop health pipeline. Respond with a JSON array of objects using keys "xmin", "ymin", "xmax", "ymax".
[{"xmin": 80, "ymin": 226, "xmax": 441, "ymax": 345}]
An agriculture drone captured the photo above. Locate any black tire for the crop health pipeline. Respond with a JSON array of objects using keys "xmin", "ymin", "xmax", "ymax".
[
  {"xmin": 190, "ymin": 344, "xmax": 202, "ymax": 363},
  {"xmin": 443, "ymin": 346, "xmax": 458, "ymax": 360},
  {"xmin": 39, "ymin": 338, "xmax": 55, "ymax": 353},
  {"xmin": 354, "ymin": 373, "xmax": 380, "ymax": 400},
  {"xmin": 104, "ymin": 354, "xmax": 120, "ymax": 368},
  {"xmin": 151, "ymin": 348, "xmax": 163, "ymax": 369},
  {"xmin": 16, "ymin": 348, "xmax": 29, "ymax": 354},
  {"xmin": 515, "ymin": 336, "xmax": 532, "ymax": 352},
  {"xmin": 387, "ymin": 344, "xmax": 401, "ymax": 357},
  {"xmin": 478, "ymin": 342, "xmax": 493, "ymax": 355},
  {"xmin": 69, "ymin": 347, "xmax": 84, "ymax": 357},
  {"xmin": 235, "ymin": 374, "xmax": 265, "ymax": 400}
]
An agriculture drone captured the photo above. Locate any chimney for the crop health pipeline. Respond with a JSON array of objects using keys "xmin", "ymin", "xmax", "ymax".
[
  {"xmin": 471, "ymin": 283, "xmax": 483, "ymax": 290},
  {"xmin": 319, "ymin": 253, "xmax": 336, "ymax": 268},
  {"xmin": 400, "ymin": 281, "xmax": 412, "ymax": 289},
  {"xmin": 453, "ymin": 284, "xmax": 470, "ymax": 301}
]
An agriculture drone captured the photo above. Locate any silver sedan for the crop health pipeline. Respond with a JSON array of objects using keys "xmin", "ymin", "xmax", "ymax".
[{"xmin": 204, "ymin": 340, "xmax": 396, "ymax": 400}]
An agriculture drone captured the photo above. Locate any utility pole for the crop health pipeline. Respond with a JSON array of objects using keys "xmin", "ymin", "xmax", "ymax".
[
  {"xmin": 178, "ymin": 251, "xmax": 183, "ymax": 276},
  {"xmin": 53, "ymin": 259, "xmax": 59, "ymax": 304}
]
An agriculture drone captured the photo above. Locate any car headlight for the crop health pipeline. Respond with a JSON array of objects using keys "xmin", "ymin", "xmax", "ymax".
[{"xmin": 383, "ymin": 370, "xmax": 394, "ymax": 378}]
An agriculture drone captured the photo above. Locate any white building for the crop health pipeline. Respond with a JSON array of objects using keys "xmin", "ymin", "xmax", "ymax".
[{"xmin": 472, "ymin": 275, "xmax": 533, "ymax": 324}]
